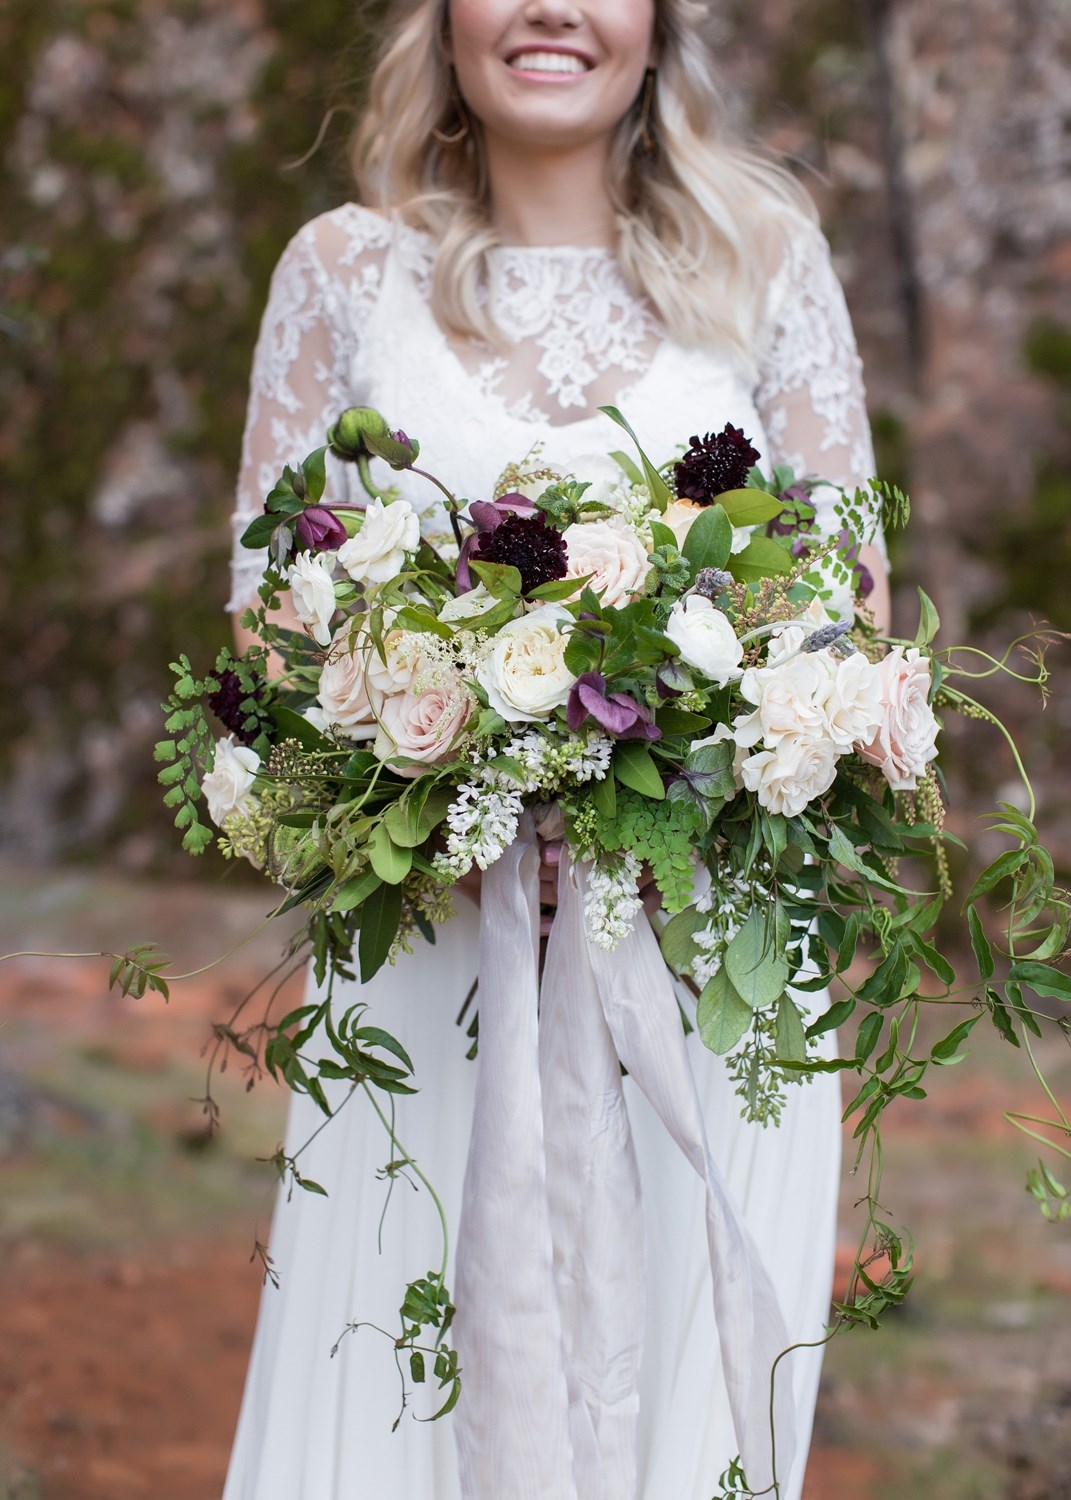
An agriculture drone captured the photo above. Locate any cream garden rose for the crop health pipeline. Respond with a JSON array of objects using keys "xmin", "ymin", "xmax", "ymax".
[
  {"xmin": 337, "ymin": 497, "xmax": 420, "ymax": 585},
  {"xmin": 741, "ymin": 733, "xmax": 839, "ymax": 818},
  {"xmin": 365, "ymin": 615, "xmax": 426, "ymax": 697},
  {"xmin": 665, "ymin": 595, "xmax": 744, "ymax": 686},
  {"xmin": 201, "ymin": 736, "xmax": 260, "ymax": 826},
  {"xmin": 316, "ymin": 622, "xmax": 382, "ymax": 740},
  {"xmin": 858, "ymin": 646, "xmax": 940, "ymax": 790},
  {"xmin": 561, "ymin": 518, "xmax": 651, "ymax": 607},
  {"xmin": 733, "ymin": 653, "xmax": 836, "ymax": 749},
  {"xmin": 286, "ymin": 550, "xmax": 337, "ymax": 647},
  {"xmin": 477, "ymin": 604, "xmax": 576, "ymax": 722},
  {"xmin": 374, "ymin": 677, "xmax": 474, "ymax": 774}
]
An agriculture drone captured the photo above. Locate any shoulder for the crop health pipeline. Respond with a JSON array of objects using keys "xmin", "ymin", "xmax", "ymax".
[
  {"xmin": 274, "ymin": 202, "xmax": 435, "ymax": 287},
  {"xmin": 752, "ymin": 199, "xmax": 860, "ymax": 368}
]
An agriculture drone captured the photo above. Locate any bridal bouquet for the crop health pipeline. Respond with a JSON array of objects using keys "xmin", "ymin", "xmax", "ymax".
[{"xmin": 155, "ymin": 402, "xmax": 1069, "ymax": 1445}]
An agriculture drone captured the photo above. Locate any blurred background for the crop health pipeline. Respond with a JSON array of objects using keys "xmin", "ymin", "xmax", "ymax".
[{"xmin": 1, "ymin": 0, "xmax": 1070, "ymax": 1496}]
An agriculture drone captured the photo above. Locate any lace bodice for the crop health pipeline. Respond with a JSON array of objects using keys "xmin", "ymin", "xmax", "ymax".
[{"xmin": 228, "ymin": 202, "xmax": 886, "ymax": 611}]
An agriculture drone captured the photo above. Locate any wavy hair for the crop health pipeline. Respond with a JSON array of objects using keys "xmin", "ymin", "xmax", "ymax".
[{"xmin": 350, "ymin": 0, "xmax": 815, "ymax": 365}]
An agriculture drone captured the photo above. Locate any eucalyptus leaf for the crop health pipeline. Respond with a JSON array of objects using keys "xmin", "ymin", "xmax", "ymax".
[
  {"xmin": 697, "ymin": 969, "xmax": 753, "ymax": 1054},
  {"xmin": 774, "ymin": 993, "xmax": 807, "ymax": 1062},
  {"xmin": 725, "ymin": 910, "xmax": 790, "ymax": 1009},
  {"xmin": 368, "ymin": 824, "xmax": 414, "ymax": 885},
  {"xmin": 659, "ymin": 905, "xmax": 709, "ymax": 974}
]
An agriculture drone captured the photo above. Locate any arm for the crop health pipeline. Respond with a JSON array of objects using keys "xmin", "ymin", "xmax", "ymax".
[
  {"xmin": 754, "ymin": 216, "xmax": 891, "ymax": 635},
  {"xmin": 227, "ymin": 215, "xmax": 362, "ymax": 665}
]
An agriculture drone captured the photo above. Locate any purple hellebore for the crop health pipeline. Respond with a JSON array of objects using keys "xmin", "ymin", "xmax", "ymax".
[
  {"xmin": 566, "ymin": 672, "xmax": 662, "ymax": 742},
  {"xmin": 456, "ymin": 491, "xmax": 538, "ymax": 591},
  {"xmin": 295, "ymin": 505, "xmax": 349, "ymax": 552}
]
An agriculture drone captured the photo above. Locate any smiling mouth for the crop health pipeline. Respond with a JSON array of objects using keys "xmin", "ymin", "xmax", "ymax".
[{"xmin": 506, "ymin": 50, "xmax": 593, "ymax": 77}]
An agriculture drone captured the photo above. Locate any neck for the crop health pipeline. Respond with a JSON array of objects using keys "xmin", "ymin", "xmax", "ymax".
[{"xmin": 483, "ymin": 133, "xmax": 617, "ymax": 249}]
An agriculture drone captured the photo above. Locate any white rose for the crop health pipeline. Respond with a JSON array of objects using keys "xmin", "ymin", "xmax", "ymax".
[
  {"xmin": 337, "ymin": 497, "xmax": 420, "ymax": 584},
  {"xmin": 477, "ymin": 604, "xmax": 576, "ymax": 722},
  {"xmin": 316, "ymin": 622, "xmax": 382, "ymax": 740},
  {"xmin": 733, "ymin": 653, "xmax": 836, "ymax": 749},
  {"xmin": 824, "ymin": 651, "xmax": 885, "ymax": 752},
  {"xmin": 662, "ymin": 499, "xmax": 703, "ymax": 548},
  {"xmin": 374, "ymin": 678, "xmax": 475, "ymax": 774},
  {"xmin": 286, "ymin": 550, "xmax": 337, "ymax": 647},
  {"xmin": 665, "ymin": 595, "xmax": 744, "ymax": 687},
  {"xmin": 365, "ymin": 617, "xmax": 426, "ymax": 696},
  {"xmin": 857, "ymin": 646, "xmax": 940, "ymax": 790},
  {"xmin": 438, "ymin": 584, "xmax": 501, "ymax": 622},
  {"xmin": 561, "ymin": 518, "xmax": 651, "ymax": 606},
  {"xmin": 201, "ymin": 736, "xmax": 260, "ymax": 826},
  {"xmin": 691, "ymin": 721, "xmax": 747, "ymax": 791},
  {"xmin": 765, "ymin": 598, "xmax": 834, "ymax": 666},
  {"xmin": 741, "ymin": 733, "xmax": 839, "ymax": 818}
]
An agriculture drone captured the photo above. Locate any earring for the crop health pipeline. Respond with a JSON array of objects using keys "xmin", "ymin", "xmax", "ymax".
[
  {"xmin": 638, "ymin": 68, "xmax": 657, "ymax": 152},
  {"xmin": 433, "ymin": 73, "xmax": 471, "ymax": 147}
]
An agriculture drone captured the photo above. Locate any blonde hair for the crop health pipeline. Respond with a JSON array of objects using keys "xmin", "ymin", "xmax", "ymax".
[{"xmin": 350, "ymin": 0, "xmax": 815, "ymax": 366}]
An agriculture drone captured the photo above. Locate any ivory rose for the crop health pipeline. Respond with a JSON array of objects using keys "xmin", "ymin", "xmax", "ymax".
[
  {"xmin": 374, "ymin": 679, "xmax": 474, "ymax": 773},
  {"xmin": 857, "ymin": 646, "xmax": 939, "ymax": 790},
  {"xmin": 337, "ymin": 497, "xmax": 420, "ymax": 584},
  {"xmin": 741, "ymin": 734, "xmax": 839, "ymax": 818},
  {"xmin": 201, "ymin": 736, "xmax": 260, "ymax": 825},
  {"xmin": 366, "ymin": 617, "xmax": 425, "ymax": 696},
  {"xmin": 824, "ymin": 651, "xmax": 885, "ymax": 752},
  {"xmin": 561, "ymin": 518, "xmax": 651, "ymax": 606},
  {"xmin": 477, "ymin": 604, "xmax": 576, "ymax": 722},
  {"xmin": 665, "ymin": 595, "xmax": 744, "ymax": 686},
  {"xmin": 286, "ymin": 550, "xmax": 337, "ymax": 647},
  {"xmin": 733, "ymin": 654, "xmax": 836, "ymax": 749},
  {"xmin": 316, "ymin": 623, "xmax": 381, "ymax": 740}
]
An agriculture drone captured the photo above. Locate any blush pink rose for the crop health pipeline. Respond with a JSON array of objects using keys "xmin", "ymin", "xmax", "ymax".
[
  {"xmin": 373, "ymin": 680, "xmax": 474, "ymax": 774},
  {"xmin": 561, "ymin": 518, "xmax": 651, "ymax": 606},
  {"xmin": 856, "ymin": 646, "xmax": 939, "ymax": 790}
]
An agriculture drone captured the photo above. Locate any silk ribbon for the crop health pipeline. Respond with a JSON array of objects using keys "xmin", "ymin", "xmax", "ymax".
[{"xmin": 452, "ymin": 811, "xmax": 796, "ymax": 1497}]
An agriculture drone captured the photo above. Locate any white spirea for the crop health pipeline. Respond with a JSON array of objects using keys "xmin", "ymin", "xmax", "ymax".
[
  {"xmin": 286, "ymin": 551, "xmax": 337, "ymax": 647},
  {"xmin": 201, "ymin": 736, "xmax": 260, "ymax": 826},
  {"xmin": 584, "ymin": 851, "xmax": 643, "ymax": 951},
  {"xmin": 477, "ymin": 604, "xmax": 576, "ymax": 722},
  {"xmin": 337, "ymin": 497, "xmax": 420, "ymax": 585},
  {"xmin": 665, "ymin": 595, "xmax": 744, "ymax": 686}
]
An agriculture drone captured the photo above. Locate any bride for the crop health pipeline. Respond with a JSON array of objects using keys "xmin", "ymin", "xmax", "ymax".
[{"xmin": 223, "ymin": 0, "xmax": 891, "ymax": 1496}]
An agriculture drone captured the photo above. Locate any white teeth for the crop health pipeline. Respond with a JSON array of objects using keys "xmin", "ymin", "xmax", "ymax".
[{"xmin": 508, "ymin": 51, "xmax": 589, "ymax": 75}]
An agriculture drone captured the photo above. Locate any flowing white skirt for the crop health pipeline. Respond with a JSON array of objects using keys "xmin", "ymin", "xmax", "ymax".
[{"xmin": 222, "ymin": 894, "xmax": 841, "ymax": 1500}]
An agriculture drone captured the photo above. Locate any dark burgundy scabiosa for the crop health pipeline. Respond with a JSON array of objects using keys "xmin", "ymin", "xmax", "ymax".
[
  {"xmin": 456, "ymin": 492, "xmax": 538, "ymax": 590},
  {"xmin": 566, "ymin": 672, "xmax": 662, "ymax": 742},
  {"xmin": 295, "ymin": 505, "xmax": 348, "ymax": 552},
  {"xmin": 674, "ymin": 424, "xmax": 761, "ymax": 505},
  {"xmin": 209, "ymin": 668, "xmax": 267, "ymax": 747},
  {"xmin": 478, "ymin": 512, "xmax": 569, "ymax": 595}
]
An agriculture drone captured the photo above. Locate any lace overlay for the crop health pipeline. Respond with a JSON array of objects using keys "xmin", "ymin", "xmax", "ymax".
[{"xmin": 228, "ymin": 202, "xmax": 886, "ymax": 611}]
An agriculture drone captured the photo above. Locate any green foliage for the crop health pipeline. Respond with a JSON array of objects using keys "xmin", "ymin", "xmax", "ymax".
[{"xmin": 591, "ymin": 785, "xmax": 704, "ymax": 911}]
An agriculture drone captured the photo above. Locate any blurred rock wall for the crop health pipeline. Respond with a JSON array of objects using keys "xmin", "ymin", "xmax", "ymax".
[{"xmin": 2, "ymin": 0, "xmax": 1069, "ymax": 869}]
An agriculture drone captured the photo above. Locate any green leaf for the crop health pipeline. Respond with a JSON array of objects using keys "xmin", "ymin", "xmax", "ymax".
[
  {"xmin": 297, "ymin": 1176, "xmax": 328, "ymax": 1196},
  {"xmin": 528, "ymin": 574, "xmax": 589, "ymax": 602},
  {"xmin": 774, "ymin": 993, "xmax": 808, "ymax": 1062},
  {"xmin": 368, "ymin": 824, "xmax": 413, "ymax": 885},
  {"xmin": 649, "ymin": 520, "xmax": 678, "ymax": 552},
  {"xmin": 591, "ymin": 771, "xmax": 616, "ymax": 820},
  {"xmin": 353, "ymin": 1025, "xmax": 415, "ymax": 1074},
  {"xmin": 410, "ymin": 1350, "xmax": 426, "ymax": 1384},
  {"xmin": 716, "ymin": 489, "xmax": 785, "ymax": 527},
  {"xmin": 271, "ymin": 704, "xmax": 332, "ymax": 751},
  {"xmin": 609, "ymin": 449, "xmax": 645, "ymax": 486},
  {"xmin": 332, "ymin": 867, "xmax": 382, "ymax": 914},
  {"xmin": 655, "ymin": 706, "xmax": 711, "ymax": 735},
  {"xmin": 966, "ymin": 847, "xmax": 1029, "ymax": 902},
  {"xmin": 855, "ymin": 1011, "xmax": 884, "ymax": 1063},
  {"xmin": 728, "ymin": 536, "xmax": 794, "ymax": 582},
  {"xmin": 1007, "ymin": 961, "xmax": 1071, "ymax": 1001},
  {"xmin": 598, "ymin": 405, "xmax": 673, "ymax": 510},
  {"xmin": 563, "ymin": 632, "xmax": 602, "ymax": 678},
  {"xmin": 301, "ymin": 446, "xmax": 328, "ymax": 503},
  {"xmin": 697, "ymin": 969, "xmax": 753, "ymax": 1054},
  {"xmin": 914, "ymin": 587, "xmax": 940, "ymax": 648},
  {"xmin": 725, "ymin": 909, "xmax": 790, "ymax": 1009},
  {"xmin": 613, "ymin": 742, "xmax": 665, "ymax": 800},
  {"xmin": 469, "ymin": 560, "xmax": 523, "ymax": 599},
  {"xmin": 806, "ymin": 995, "xmax": 857, "ymax": 1038},
  {"xmin": 681, "ymin": 504, "xmax": 733, "ymax": 572},
  {"xmin": 659, "ymin": 905, "xmax": 708, "ymax": 973},
  {"xmin": 931, "ymin": 1013, "xmax": 981, "ymax": 1062},
  {"xmin": 358, "ymin": 882, "xmax": 404, "ymax": 983},
  {"xmin": 240, "ymin": 513, "xmax": 280, "ymax": 549}
]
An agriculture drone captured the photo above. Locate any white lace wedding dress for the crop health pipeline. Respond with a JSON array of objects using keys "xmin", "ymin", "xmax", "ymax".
[{"xmin": 221, "ymin": 202, "xmax": 887, "ymax": 1500}]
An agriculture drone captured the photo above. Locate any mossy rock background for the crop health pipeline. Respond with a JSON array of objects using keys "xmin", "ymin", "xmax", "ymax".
[{"xmin": 1, "ymin": 0, "xmax": 1068, "ymax": 871}]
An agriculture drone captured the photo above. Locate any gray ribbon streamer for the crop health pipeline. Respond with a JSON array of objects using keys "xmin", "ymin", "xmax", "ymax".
[{"xmin": 452, "ymin": 818, "xmax": 796, "ymax": 1498}]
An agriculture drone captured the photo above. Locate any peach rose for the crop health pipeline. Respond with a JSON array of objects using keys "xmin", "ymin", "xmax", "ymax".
[
  {"xmin": 316, "ymin": 622, "xmax": 382, "ymax": 740},
  {"xmin": 857, "ymin": 646, "xmax": 939, "ymax": 791},
  {"xmin": 561, "ymin": 518, "xmax": 651, "ymax": 606},
  {"xmin": 373, "ymin": 679, "xmax": 474, "ymax": 774}
]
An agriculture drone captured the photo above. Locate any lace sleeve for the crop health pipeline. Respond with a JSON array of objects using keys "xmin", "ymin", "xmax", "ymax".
[
  {"xmin": 754, "ymin": 218, "xmax": 888, "ymax": 570},
  {"xmin": 226, "ymin": 215, "xmax": 362, "ymax": 612}
]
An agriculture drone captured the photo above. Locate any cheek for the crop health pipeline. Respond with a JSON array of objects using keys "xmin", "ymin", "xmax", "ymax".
[{"xmin": 447, "ymin": 0, "xmax": 506, "ymax": 73}]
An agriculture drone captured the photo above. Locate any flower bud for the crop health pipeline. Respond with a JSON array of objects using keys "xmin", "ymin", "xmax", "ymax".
[
  {"xmin": 295, "ymin": 505, "xmax": 348, "ymax": 553},
  {"xmin": 328, "ymin": 406, "xmax": 391, "ymax": 462}
]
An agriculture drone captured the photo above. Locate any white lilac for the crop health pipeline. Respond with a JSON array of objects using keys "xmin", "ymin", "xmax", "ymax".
[
  {"xmin": 584, "ymin": 851, "xmax": 643, "ymax": 952},
  {"xmin": 433, "ymin": 781, "xmax": 525, "ymax": 878},
  {"xmin": 503, "ymin": 728, "xmax": 612, "ymax": 795}
]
